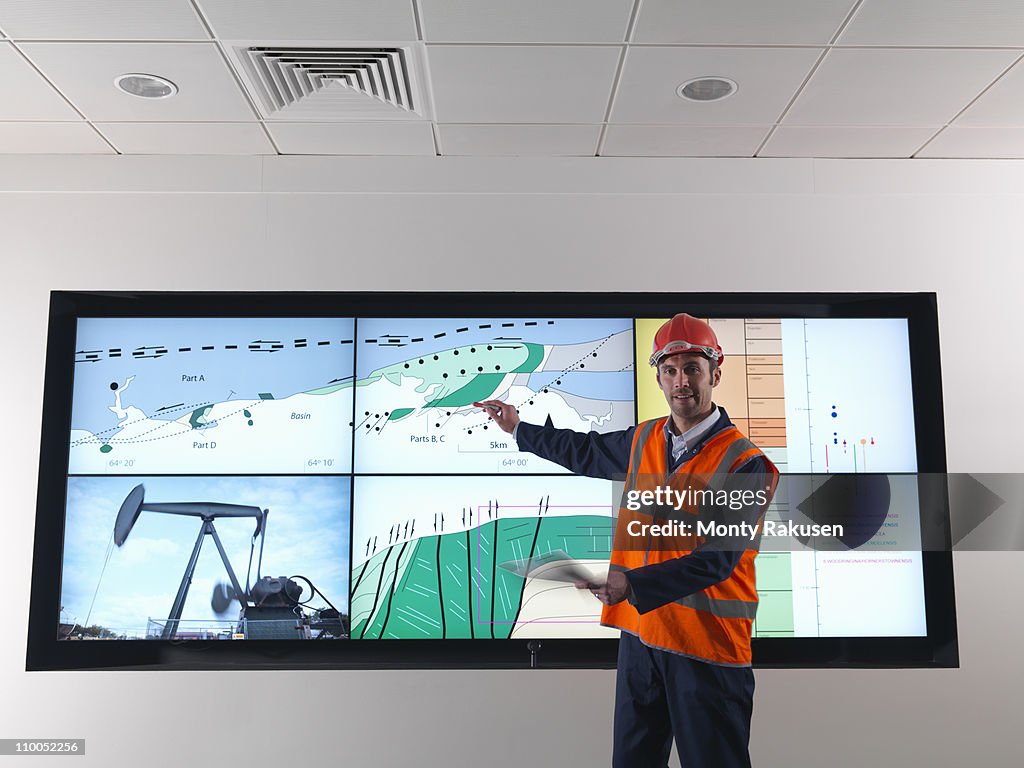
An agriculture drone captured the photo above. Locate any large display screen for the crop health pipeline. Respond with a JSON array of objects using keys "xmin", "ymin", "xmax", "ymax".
[{"xmin": 28, "ymin": 292, "xmax": 956, "ymax": 670}]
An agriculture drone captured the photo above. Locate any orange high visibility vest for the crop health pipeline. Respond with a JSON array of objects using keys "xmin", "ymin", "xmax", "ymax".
[{"xmin": 601, "ymin": 417, "xmax": 778, "ymax": 666}]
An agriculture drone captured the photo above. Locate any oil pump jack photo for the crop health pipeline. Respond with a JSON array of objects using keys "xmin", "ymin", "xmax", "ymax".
[{"xmin": 60, "ymin": 477, "xmax": 350, "ymax": 641}]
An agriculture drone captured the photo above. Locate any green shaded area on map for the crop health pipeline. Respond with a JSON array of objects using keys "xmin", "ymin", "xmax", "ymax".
[
  {"xmin": 425, "ymin": 374, "xmax": 503, "ymax": 408},
  {"xmin": 357, "ymin": 342, "xmax": 547, "ymax": 411},
  {"xmin": 351, "ymin": 512, "xmax": 613, "ymax": 640},
  {"xmin": 188, "ymin": 405, "xmax": 212, "ymax": 429}
]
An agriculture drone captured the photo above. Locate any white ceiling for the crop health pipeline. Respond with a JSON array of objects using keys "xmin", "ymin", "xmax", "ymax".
[{"xmin": 1, "ymin": 0, "xmax": 1024, "ymax": 158}]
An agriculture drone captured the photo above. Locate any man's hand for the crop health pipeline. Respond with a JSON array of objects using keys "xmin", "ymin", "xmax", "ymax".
[
  {"xmin": 574, "ymin": 571, "xmax": 631, "ymax": 606},
  {"xmin": 473, "ymin": 399, "xmax": 520, "ymax": 434}
]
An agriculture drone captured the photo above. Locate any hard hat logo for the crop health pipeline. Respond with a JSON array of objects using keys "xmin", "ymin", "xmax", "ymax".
[{"xmin": 649, "ymin": 313, "xmax": 724, "ymax": 368}]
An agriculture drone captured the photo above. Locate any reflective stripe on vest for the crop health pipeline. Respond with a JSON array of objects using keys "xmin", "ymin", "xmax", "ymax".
[
  {"xmin": 624, "ymin": 419, "xmax": 659, "ymax": 495},
  {"xmin": 676, "ymin": 592, "xmax": 759, "ymax": 620}
]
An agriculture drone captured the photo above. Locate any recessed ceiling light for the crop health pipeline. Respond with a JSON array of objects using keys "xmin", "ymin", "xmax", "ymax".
[
  {"xmin": 114, "ymin": 73, "xmax": 178, "ymax": 99},
  {"xmin": 676, "ymin": 77, "xmax": 737, "ymax": 103}
]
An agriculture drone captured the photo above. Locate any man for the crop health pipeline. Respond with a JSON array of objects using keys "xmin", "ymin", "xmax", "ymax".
[{"xmin": 475, "ymin": 313, "xmax": 777, "ymax": 768}]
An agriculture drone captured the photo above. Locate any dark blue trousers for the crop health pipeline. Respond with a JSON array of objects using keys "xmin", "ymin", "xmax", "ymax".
[{"xmin": 613, "ymin": 632, "xmax": 754, "ymax": 768}]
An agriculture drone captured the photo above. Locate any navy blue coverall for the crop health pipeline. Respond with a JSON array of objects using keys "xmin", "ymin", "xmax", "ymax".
[{"xmin": 516, "ymin": 407, "xmax": 768, "ymax": 768}]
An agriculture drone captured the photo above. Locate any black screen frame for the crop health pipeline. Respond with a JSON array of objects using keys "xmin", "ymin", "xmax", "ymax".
[{"xmin": 27, "ymin": 291, "xmax": 958, "ymax": 671}]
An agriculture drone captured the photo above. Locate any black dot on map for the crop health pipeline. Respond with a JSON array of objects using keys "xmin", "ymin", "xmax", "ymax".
[
  {"xmin": 454, "ymin": 350, "xmax": 460, "ymax": 355},
  {"xmin": 446, "ymin": 411, "xmax": 451, "ymax": 416},
  {"xmin": 495, "ymin": 365, "xmax": 501, "ymax": 370},
  {"xmin": 433, "ymin": 355, "xmax": 439, "ymax": 360},
  {"xmin": 579, "ymin": 364, "xmax": 585, "ymax": 369},
  {"xmin": 419, "ymin": 359, "xmax": 424, "ymax": 364},
  {"xmin": 471, "ymin": 347, "xmax": 476, "ymax": 353},
  {"xmin": 443, "ymin": 373, "xmax": 449, "ymax": 379},
  {"xmin": 477, "ymin": 366, "xmax": 483, "ymax": 372},
  {"xmin": 487, "ymin": 345, "xmax": 493, "ymax": 351},
  {"xmin": 467, "ymin": 430, "xmax": 473, "ymax": 435},
  {"xmin": 109, "ymin": 382, "xmax": 118, "ymax": 390},
  {"xmin": 404, "ymin": 363, "xmax": 409, "ymax": 368},
  {"xmin": 460, "ymin": 369, "xmax": 466, "ymax": 374}
]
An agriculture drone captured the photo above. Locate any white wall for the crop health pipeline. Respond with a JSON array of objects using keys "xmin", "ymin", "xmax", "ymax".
[{"xmin": 1, "ymin": 156, "xmax": 1020, "ymax": 767}]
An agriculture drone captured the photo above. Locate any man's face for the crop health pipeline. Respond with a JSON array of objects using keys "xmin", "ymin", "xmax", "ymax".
[{"xmin": 656, "ymin": 353, "xmax": 720, "ymax": 428}]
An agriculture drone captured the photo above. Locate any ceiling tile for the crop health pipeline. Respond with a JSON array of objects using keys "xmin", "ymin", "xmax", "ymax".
[
  {"xmin": 918, "ymin": 125, "xmax": 1024, "ymax": 158},
  {"xmin": 634, "ymin": 0, "xmax": 856, "ymax": 45},
  {"xmin": 428, "ymin": 45, "xmax": 621, "ymax": 123},
  {"xmin": 784, "ymin": 48, "xmax": 1018, "ymax": 125},
  {"xmin": 266, "ymin": 122, "xmax": 435, "ymax": 155},
  {"xmin": 610, "ymin": 46, "xmax": 821, "ymax": 124},
  {"xmin": 97, "ymin": 122, "xmax": 275, "ymax": 154},
  {"xmin": 0, "ymin": 1, "xmax": 208, "ymax": 40},
  {"xmin": 954, "ymin": 55, "xmax": 1024, "ymax": 126},
  {"xmin": 602, "ymin": 125, "xmax": 769, "ymax": 156},
  {"xmin": 439, "ymin": 124, "xmax": 601, "ymax": 155},
  {"xmin": 20, "ymin": 42, "xmax": 256, "ymax": 121},
  {"xmin": 419, "ymin": 0, "xmax": 633, "ymax": 43},
  {"xmin": 840, "ymin": 0, "xmax": 1024, "ymax": 47},
  {"xmin": 195, "ymin": 0, "xmax": 416, "ymax": 41},
  {"xmin": 0, "ymin": 0, "xmax": 205, "ymax": 40},
  {"xmin": 761, "ymin": 125, "xmax": 939, "ymax": 157},
  {"xmin": 0, "ymin": 42, "xmax": 78, "ymax": 119},
  {"xmin": 0, "ymin": 121, "xmax": 112, "ymax": 153}
]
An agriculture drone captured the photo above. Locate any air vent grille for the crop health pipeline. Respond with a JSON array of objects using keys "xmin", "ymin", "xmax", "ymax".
[{"xmin": 239, "ymin": 47, "xmax": 419, "ymax": 119}]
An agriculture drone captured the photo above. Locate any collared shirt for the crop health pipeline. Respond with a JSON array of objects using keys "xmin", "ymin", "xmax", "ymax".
[{"xmin": 664, "ymin": 405, "xmax": 721, "ymax": 469}]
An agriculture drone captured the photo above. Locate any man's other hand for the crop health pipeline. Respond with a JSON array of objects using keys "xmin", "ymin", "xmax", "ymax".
[
  {"xmin": 575, "ymin": 571, "xmax": 630, "ymax": 606},
  {"xmin": 473, "ymin": 400, "xmax": 520, "ymax": 434}
]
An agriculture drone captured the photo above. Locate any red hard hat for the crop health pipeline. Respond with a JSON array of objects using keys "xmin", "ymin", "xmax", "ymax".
[{"xmin": 649, "ymin": 313, "xmax": 723, "ymax": 368}]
